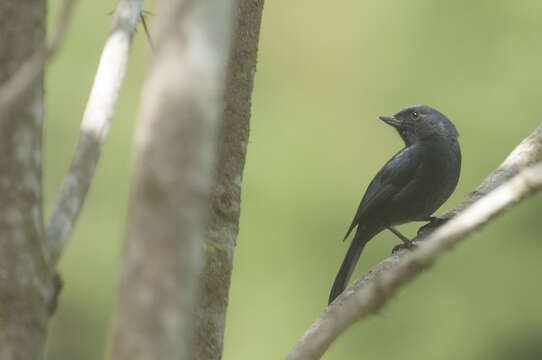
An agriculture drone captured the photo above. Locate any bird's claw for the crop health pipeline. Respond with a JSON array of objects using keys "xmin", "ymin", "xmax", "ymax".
[{"xmin": 391, "ymin": 241, "xmax": 418, "ymax": 254}]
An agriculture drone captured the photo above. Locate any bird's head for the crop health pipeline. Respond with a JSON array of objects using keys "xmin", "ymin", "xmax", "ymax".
[{"xmin": 378, "ymin": 105, "xmax": 458, "ymax": 146}]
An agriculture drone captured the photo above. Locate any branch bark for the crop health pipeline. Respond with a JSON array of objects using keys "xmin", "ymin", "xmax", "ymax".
[
  {"xmin": 44, "ymin": 0, "xmax": 143, "ymax": 266},
  {"xmin": 287, "ymin": 124, "xmax": 542, "ymax": 360},
  {"xmin": 111, "ymin": 1, "xmax": 236, "ymax": 359},
  {"xmin": 0, "ymin": 1, "xmax": 49, "ymax": 359},
  {"xmin": 193, "ymin": 1, "xmax": 264, "ymax": 359}
]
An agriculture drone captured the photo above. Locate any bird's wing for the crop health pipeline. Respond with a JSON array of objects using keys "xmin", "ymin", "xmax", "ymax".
[{"xmin": 344, "ymin": 144, "xmax": 422, "ymax": 240}]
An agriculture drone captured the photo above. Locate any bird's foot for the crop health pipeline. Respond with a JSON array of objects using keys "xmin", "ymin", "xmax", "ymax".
[
  {"xmin": 417, "ymin": 217, "xmax": 450, "ymax": 237},
  {"xmin": 391, "ymin": 240, "xmax": 418, "ymax": 254}
]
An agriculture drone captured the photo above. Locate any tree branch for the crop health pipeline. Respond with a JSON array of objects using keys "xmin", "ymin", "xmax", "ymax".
[
  {"xmin": 44, "ymin": 0, "xmax": 143, "ymax": 266},
  {"xmin": 287, "ymin": 124, "xmax": 542, "ymax": 360},
  {"xmin": 0, "ymin": 0, "xmax": 75, "ymax": 113}
]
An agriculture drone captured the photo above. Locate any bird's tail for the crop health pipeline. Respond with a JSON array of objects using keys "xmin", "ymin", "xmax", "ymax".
[{"xmin": 328, "ymin": 224, "xmax": 382, "ymax": 305}]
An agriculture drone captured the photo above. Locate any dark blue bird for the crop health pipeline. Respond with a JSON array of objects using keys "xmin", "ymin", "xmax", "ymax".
[{"xmin": 329, "ymin": 105, "xmax": 461, "ymax": 304}]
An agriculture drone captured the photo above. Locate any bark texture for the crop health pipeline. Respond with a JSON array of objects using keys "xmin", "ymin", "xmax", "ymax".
[
  {"xmin": 0, "ymin": 1, "xmax": 50, "ymax": 359},
  {"xmin": 0, "ymin": 0, "xmax": 74, "ymax": 112},
  {"xmin": 111, "ymin": 1, "xmax": 236, "ymax": 359},
  {"xmin": 194, "ymin": 1, "xmax": 264, "ymax": 359}
]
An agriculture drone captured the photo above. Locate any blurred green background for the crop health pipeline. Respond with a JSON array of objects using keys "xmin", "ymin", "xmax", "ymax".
[{"xmin": 44, "ymin": 0, "xmax": 542, "ymax": 359}]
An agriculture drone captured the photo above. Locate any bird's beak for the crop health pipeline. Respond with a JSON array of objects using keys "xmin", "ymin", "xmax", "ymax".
[{"xmin": 378, "ymin": 115, "xmax": 402, "ymax": 129}]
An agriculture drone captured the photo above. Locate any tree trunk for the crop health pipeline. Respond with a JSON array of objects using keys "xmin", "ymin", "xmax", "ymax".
[
  {"xmin": 194, "ymin": 1, "xmax": 264, "ymax": 359},
  {"xmin": 0, "ymin": 1, "xmax": 52, "ymax": 359},
  {"xmin": 111, "ymin": 1, "xmax": 236, "ymax": 359}
]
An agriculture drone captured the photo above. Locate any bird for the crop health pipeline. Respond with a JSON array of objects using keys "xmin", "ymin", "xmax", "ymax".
[{"xmin": 328, "ymin": 104, "xmax": 461, "ymax": 305}]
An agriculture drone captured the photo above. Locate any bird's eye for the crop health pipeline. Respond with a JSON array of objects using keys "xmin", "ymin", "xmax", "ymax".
[{"xmin": 411, "ymin": 111, "xmax": 419, "ymax": 120}]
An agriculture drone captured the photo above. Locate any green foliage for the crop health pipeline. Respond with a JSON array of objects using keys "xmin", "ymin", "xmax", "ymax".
[{"xmin": 44, "ymin": 0, "xmax": 542, "ymax": 359}]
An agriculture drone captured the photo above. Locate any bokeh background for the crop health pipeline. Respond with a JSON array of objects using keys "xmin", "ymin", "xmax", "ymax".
[{"xmin": 44, "ymin": 1, "xmax": 542, "ymax": 359}]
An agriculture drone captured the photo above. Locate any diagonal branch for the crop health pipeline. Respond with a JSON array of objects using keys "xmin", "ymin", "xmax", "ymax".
[
  {"xmin": 44, "ymin": 0, "xmax": 144, "ymax": 266},
  {"xmin": 286, "ymin": 124, "xmax": 542, "ymax": 360},
  {"xmin": 0, "ymin": 0, "xmax": 75, "ymax": 113}
]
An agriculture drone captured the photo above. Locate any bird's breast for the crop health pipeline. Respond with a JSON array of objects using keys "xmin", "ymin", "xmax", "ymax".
[
  {"xmin": 418, "ymin": 139, "xmax": 461, "ymax": 208},
  {"xmin": 386, "ymin": 138, "xmax": 461, "ymax": 225}
]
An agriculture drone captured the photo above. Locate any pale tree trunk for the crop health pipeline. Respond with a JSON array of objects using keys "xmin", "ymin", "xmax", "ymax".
[
  {"xmin": 194, "ymin": 1, "xmax": 264, "ymax": 359},
  {"xmin": 111, "ymin": 1, "xmax": 237, "ymax": 359},
  {"xmin": 0, "ymin": 1, "xmax": 50, "ymax": 359}
]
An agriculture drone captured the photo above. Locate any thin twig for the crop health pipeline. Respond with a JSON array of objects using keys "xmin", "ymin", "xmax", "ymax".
[
  {"xmin": 44, "ymin": 0, "xmax": 144, "ymax": 266},
  {"xmin": 140, "ymin": 12, "xmax": 155, "ymax": 52},
  {"xmin": 48, "ymin": 0, "xmax": 76, "ymax": 56},
  {"xmin": 287, "ymin": 124, "xmax": 542, "ymax": 360},
  {"xmin": 0, "ymin": 0, "xmax": 75, "ymax": 112}
]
